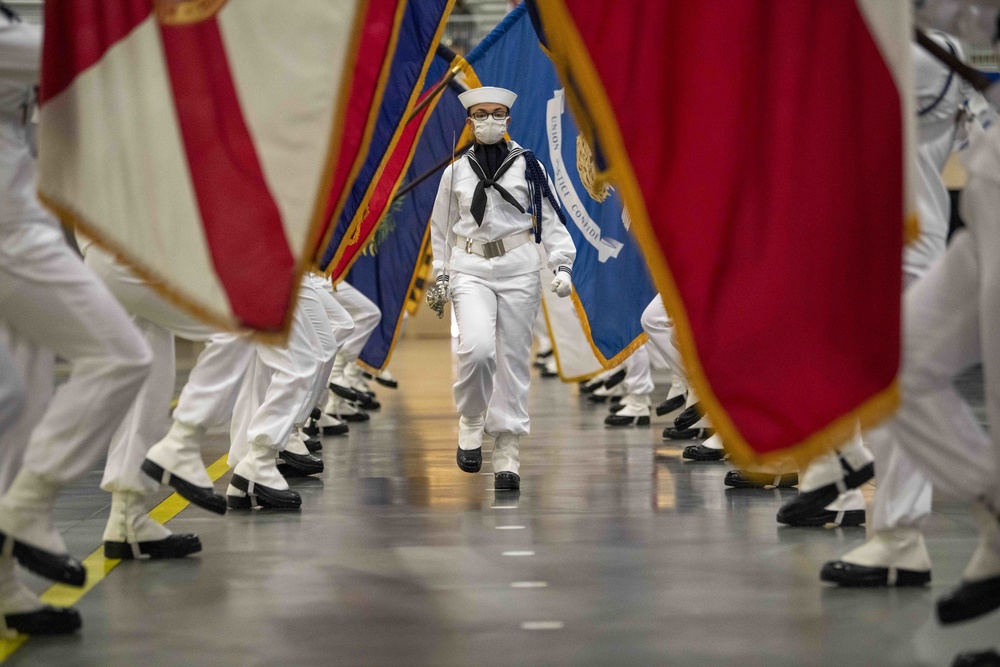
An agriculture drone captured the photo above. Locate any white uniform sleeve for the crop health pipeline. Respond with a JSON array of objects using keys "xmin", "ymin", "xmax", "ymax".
[
  {"xmin": 0, "ymin": 17, "xmax": 41, "ymax": 85},
  {"xmin": 536, "ymin": 163, "xmax": 576, "ymax": 272},
  {"xmin": 429, "ymin": 164, "xmax": 458, "ymax": 277}
]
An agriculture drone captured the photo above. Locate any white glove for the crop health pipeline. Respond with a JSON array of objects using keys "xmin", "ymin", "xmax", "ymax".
[{"xmin": 550, "ymin": 267, "xmax": 572, "ymax": 298}]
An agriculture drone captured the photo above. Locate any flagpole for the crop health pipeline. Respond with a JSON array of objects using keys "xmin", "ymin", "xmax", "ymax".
[
  {"xmin": 409, "ymin": 64, "xmax": 463, "ymax": 121},
  {"xmin": 392, "ymin": 140, "xmax": 473, "ymax": 202}
]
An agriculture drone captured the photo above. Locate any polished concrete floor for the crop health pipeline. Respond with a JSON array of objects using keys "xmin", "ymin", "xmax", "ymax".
[{"xmin": 5, "ymin": 340, "xmax": 1000, "ymax": 666}]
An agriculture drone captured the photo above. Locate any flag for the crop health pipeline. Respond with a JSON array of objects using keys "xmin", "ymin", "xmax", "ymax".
[
  {"xmin": 348, "ymin": 50, "xmax": 473, "ymax": 371},
  {"xmin": 532, "ymin": 0, "xmax": 915, "ymax": 464},
  {"xmin": 317, "ymin": 0, "xmax": 455, "ymax": 278},
  {"xmin": 464, "ymin": 5, "xmax": 657, "ymax": 375},
  {"xmin": 37, "ymin": 0, "xmax": 407, "ymax": 336}
]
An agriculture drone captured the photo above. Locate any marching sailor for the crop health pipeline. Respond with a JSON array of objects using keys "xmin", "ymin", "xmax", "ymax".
[
  {"xmin": 428, "ymin": 86, "xmax": 576, "ymax": 491},
  {"xmin": 0, "ymin": 3, "xmax": 152, "ymax": 634}
]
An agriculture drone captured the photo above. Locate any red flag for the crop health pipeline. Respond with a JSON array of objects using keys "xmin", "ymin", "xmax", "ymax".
[
  {"xmin": 534, "ymin": 0, "xmax": 913, "ymax": 464},
  {"xmin": 39, "ymin": 0, "xmax": 405, "ymax": 337}
]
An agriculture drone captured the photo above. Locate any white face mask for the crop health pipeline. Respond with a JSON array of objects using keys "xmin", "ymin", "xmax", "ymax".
[{"xmin": 472, "ymin": 116, "xmax": 507, "ymax": 144}]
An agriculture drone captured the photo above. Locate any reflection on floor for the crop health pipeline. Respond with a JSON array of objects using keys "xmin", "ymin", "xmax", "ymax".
[{"xmin": 6, "ymin": 340, "xmax": 999, "ymax": 666}]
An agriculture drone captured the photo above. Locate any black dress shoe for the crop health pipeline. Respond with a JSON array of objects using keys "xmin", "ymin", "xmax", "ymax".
[
  {"xmin": 495, "ymin": 472, "xmax": 520, "ymax": 490},
  {"xmin": 334, "ymin": 409, "xmax": 370, "ymax": 423},
  {"xmin": 674, "ymin": 403, "xmax": 703, "ymax": 430},
  {"xmin": 304, "ymin": 437, "xmax": 323, "ymax": 453},
  {"xmin": 457, "ymin": 447, "xmax": 482, "ymax": 473},
  {"xmin": 141, "ymin": 459, "xmax": 227, "ymax": 516},
  {"xmin": 228, "ymin": 475, "xmax": 301, "ymax": 510},
  {"xmin": 602, "ymin": 368, "xmax": 627, "ymax": 389},
  {"xmin": 682, "ymin": 443, "xmax": 726, "ymax": 461},
  {"xmin": 776, "ymin": 460, "xmax": 875, "ymax": 526},
  {"xmin": 277, "ymin": 451, "xmax": 324, "ymax": 477},
  {"xmin": 104, "ymin": 534, "xmax": 202, "ymax": 560},
  {"xmin": 539, "ymin": 367, "xmax": 558, "ymax": 378},
  {"xmin": 604, "ymin": 413, "xmax": 650, "ymax": 427},
  {"xmin": 0, "ymin": 532, "xmax": 86, "ymax": 587},
  {"xmin": 579, "ymin": 379, "xmax": 604, "ymax": 394},
  {"xmin": 953, "ymin": 649, "xmax": 1000, "ymax": 667},
  {"xmin": 587, "ymin": 393, "xmax": 611, "ymax": 404},
  {"xmin": 656, "ymin": 394, "xmax": 686, "ymax": 416},
  {"xmin": 663, "ymin": 427, "xmax": 714, "ymax": 441},
  {"xmin": 724, "ymin": 469, "xmax": 798, "ymax": 489},
  {"xmin": 354, "ymin": 394, "xmax": 381, "ymax": 411},
  {"xmin": 322, "ymin": 420, "xmax": 349, "ymax": 436},
  {"xmin": 820, "ymin": 561, "xmax": 930, "ymax": 587},
  {"xmin": 937, "ymin": 574, "xmax": 1000, "ymax": 625},
  {"xmin": 778, "ymin": 507, "xmax": 866, "ymax": 528},
  {"xmin": 4, "ymin": 606, "xmax": 81, "ymax": 636},
  {"xmin": 609, "ymin": 402, "xmax": 625, "ymax": 414},
  {"xmin": 329, "ymin": 382, "xmax": 361, "ymax": 402},
  {"xmin": 374, "ymin": 375, "xmax": 398, "ymax": 389}
]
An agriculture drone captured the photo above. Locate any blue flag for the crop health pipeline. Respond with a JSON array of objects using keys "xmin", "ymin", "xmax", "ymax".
[
  {"xmin": 465, "ymin": 4, "xmax": 654, "ymax": 366},
  {"xmin": 348, "ymin": 52, "xmax": 471, "ymax": 370},
  {"xmin": 317, "ymin": 0, "xmax": 453, "ymax": 273}
]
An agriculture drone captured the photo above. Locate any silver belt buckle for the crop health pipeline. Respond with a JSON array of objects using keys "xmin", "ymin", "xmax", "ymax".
[
  {"xmin": 465, "ymin": 237, "xmax": 474, "ymax": 254},
  {"xmin": 484, "ymin": 239, "xmax": 505, "ymax": 259}
]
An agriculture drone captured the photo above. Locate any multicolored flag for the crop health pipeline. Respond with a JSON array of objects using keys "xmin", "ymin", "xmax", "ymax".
[
  {"xmin": 464, "ymin": 4, "xmax": 657, "ymax": 376},
  {"xmin": 317, "ymin": 0, "xmax": 455, "ymax": 278},
  {"xmin": 532, "ymin": 0, "xmax": 915, "ymax": 464},
  {"xmin": 348, "ymin": 49, "xmax": 473, "ymax": 371},
  {"xmin": 38, "ymin": 0, "xmax": 408, "ymax": 336}
]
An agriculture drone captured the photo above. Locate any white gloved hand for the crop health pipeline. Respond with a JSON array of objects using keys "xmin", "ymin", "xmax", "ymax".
[{"xmin": 550, "ymin": 267, "xmax": 572, "ymax": 298}]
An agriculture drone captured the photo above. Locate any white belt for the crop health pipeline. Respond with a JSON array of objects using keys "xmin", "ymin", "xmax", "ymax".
[{"xmin": 451, "ymin": 230, "xmax": 532, "ymax": 260}]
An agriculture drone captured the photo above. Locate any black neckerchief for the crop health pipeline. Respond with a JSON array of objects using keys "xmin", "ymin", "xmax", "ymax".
[{"xmin": 467, "ymin": 141, "xmax": 525, "ymax": 226}]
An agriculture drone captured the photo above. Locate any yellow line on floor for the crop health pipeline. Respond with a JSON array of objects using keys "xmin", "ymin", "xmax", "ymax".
[{"xmin": 0, "ymin": 455, "xmax": 231, "ymax": 662}]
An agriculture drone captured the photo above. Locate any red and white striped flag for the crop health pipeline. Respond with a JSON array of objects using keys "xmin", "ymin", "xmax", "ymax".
[
  {"xmin": 38, "ymin": 0, "xmax": 406, "ymax": 335},
  {"xmin": 533, "ymin": 0, "xmax": 915, "ymax": 465}
]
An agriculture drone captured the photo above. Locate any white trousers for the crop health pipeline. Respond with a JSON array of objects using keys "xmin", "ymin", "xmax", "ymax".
[
  {"xmin": 332, "ymin": 282, "xmax": 380, "ymax": 361},
  {"xmin": 0, "ymin": 342, "xmax": 23, "ymax": 434},
  {"xmin": 229, "ymin": 282, "xmax": 340, "ymax": 464},
  {"xmin": 0, "ymin": 221, "xmax": 151, "ymax": 489},
  {"xmin": 0, "ymin": 332, "xmax": 51, "ymax": 495},
  {"xmin": 309, "ymin": 275, "xmax": 355, "ymax": 409},
  {"xmin": 451, "ymin": 271, "xmax": 540, "ymax": 436},
  {"xmin": 172, "ymin": 332, "xmax": 254, "ymax": 429},
  {"xmin": 641, "ymin": 295, "xmax": 688, "ymax": 386},
  {"xmin": 890, "ymin": 175, "xmax": 1000, "ymax": 510},
  {"xmin": 622, "ymin": 344, "xmax": 654, "ymax": 396},
  {"xmin": 867, "ymin": 272, "xmax": 933, "ymax": 532},
  {"xmin": 83, "ymin": 246, "xmax": 228, "ymax": 494}
]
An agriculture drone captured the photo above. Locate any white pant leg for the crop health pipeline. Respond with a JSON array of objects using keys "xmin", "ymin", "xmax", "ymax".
[
  {"xmin": 622, "ymin": 344, "xmax": 654, "ymax": 396},
  {"xmin": 84, "ymin": 246, "xmax": 224, "ymax": 493},
  {"xmin": 869, "ymin": 424, "xmax": 934, "ymax": 531},
  {"xmin": 451, "ymin": 273, "xmax": 498, "ymax": 421},
  {"xmin": 485, "ymin": 272, "xmax": 540, "ymax": 436},
  {"xmin": 641, "ymin": 295, "xmax": 688, "ymax": 386},
  {"xmin": 99, "ymin": 318, "xmax": 174, "ymax": 493},
  {"xmin": 0, "ymin": 341, "xmax": 23, "ymax": 434},
  {"xmin": 332, "ymin": 282, "xmax": 381, "ymax": 361},
  {"xmin": 0, "ymin": 330, "xmax": 52, "ymax": 494},
  {"xmin": 891, "ymin": 226, "xmax": 995, "ymax": 504},
  {"xmin": 297, "ymin": 280, "xmax": 339, "ymax": 423},
  {"xmin": 229, "ymin": 287, "xmax": 323, "ymax": 464},
  {"xmin": 173, "ymin": 333, "xmax": 253, "ymax": 429},
  {"xmin": 868, "ymin": 272, "xmax": 934, "ymax": 532},
  {"xmin": 0, "ymin": 222, "xmax": 151, "ymax": 485}
]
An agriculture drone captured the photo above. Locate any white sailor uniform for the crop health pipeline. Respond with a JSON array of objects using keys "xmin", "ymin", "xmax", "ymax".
[{"xmin": 430, "ymin": 139, "xmax": 576, "ymax": 477}]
